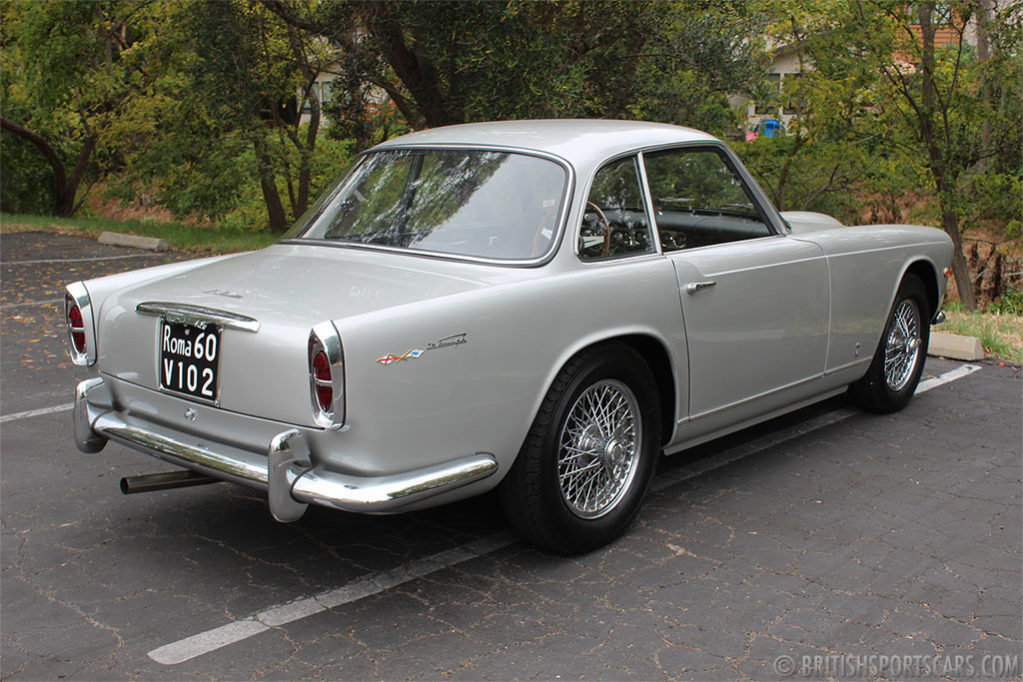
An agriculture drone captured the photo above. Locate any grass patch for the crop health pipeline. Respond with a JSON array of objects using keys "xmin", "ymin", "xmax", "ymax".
[
  {"xmin": 0, "ymin": 212, "xmax": 278, "ymax": 254},
  {"xmin": 940, "ymin": 305, "xmax": 1023, "ymax": 364}
]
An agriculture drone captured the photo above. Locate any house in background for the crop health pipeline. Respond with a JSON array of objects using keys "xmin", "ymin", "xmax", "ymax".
[{"xmin": 735, "ymin": 4, "xmax": 980, "ymax": 136}]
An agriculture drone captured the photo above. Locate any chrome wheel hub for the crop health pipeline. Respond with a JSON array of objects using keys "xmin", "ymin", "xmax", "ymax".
[
  {"xmin": 884, "ymin": 300, "xmax": 921, "ymax": 391},
  {"xmin": 557, "ymin": 379, "xmax": 641, "ymax": 519}
]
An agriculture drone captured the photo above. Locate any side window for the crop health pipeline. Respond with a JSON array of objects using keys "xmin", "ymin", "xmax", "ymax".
[
  {"xmin": 578, "ymin": 156, "xmax": 654, "ymax": 261},
  {"xmin": 643, "ymin": 148, "xmax": 772, "ymax": 252}
]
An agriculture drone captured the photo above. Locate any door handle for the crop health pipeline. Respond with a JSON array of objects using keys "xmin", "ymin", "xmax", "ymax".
[{"xmin": 685, "ymin": 281, "xmax": 717, "ymax": 294}]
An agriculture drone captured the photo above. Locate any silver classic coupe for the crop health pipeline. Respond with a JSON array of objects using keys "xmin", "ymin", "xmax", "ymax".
[{"xmin": 67, "ymin": 120, "xmax": 953, "ymax": 552}]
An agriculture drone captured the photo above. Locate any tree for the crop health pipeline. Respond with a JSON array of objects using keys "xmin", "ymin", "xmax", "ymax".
[
  {"xmin": 262, "ymin": 0, "xmax": 761, "ymax": 135},
  {"xmin": 0, "ymin": 1, "xmax": 157, "ymax": 216},
  {"xmin": 745, "ymin": 0, "xmax": 1021, "ymax": 309},
  {"xmin": 123, "ymin": 0, "xmax": 343, "ymax": 232}
]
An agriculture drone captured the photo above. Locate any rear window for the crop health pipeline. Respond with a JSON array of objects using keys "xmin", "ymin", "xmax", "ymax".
[{"xmin": 292, "ymin": 149, "xmax": 569, "ymax": 261}]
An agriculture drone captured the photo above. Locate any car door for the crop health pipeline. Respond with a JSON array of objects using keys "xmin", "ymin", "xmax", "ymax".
[{"xmin": 641, "ymin": 145, "xmax": 829, "ymax": 423}]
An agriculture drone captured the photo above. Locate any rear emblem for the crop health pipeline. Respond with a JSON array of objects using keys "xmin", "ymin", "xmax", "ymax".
[
  {"xmin": 376, "ymin": 349, "xmax": 424, "ymax": 366},
  {"xmin": 184, "ymin": 407, "xmax": 197, "ymax": 421}
]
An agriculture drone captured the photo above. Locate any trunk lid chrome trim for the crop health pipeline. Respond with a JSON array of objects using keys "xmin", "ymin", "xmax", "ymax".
[{"xmin": 136, "ymin": 301, "xmax": 261, "ymax": 333}]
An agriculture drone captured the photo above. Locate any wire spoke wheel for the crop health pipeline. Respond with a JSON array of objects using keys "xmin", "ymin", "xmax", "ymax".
[
  {"xmin": 883, "ymin": 299, "xmax": 921, "ymax": 391},
  {"xmin": 557, "ymin": 379, "xmax": 641, "ymax": 518}
]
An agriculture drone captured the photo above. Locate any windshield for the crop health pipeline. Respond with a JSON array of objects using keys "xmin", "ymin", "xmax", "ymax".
[{"xmin": 291, "ymin": 149, "xmax": 569, "ymax": 261}]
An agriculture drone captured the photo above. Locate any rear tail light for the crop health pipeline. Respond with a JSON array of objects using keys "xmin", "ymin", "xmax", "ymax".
[
  {"xmin": 66, "ymin": 294, "xmax": 86, "ymax": 353},
  {"xmin": 310, "ymin": 340, "xmax": 333, "ymax": 410},
  {"xmin": 64, "ymin": 282, "xmax": 95, "ymax": 366},
  {"xmin": 308, "ymin": 322, "xmax": 344, "ymax": 428}
]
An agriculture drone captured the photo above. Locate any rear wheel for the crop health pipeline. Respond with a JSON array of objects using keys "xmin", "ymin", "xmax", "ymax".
[
  {"xmin": 500, "ymin": 344, "xmax": 661, "ymax": 553},
  {"xmin": 851, "ymin": 274, "xmax": 930, "ymax": 413}
]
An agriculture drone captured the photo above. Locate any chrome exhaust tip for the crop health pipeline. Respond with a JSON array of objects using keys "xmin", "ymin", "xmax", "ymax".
[{"xmin": 120, "ymin": 470, "xmax": 218, "ymax": 495}]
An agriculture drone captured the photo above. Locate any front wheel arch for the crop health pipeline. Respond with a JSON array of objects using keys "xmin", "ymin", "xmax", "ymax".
[{"xmin": 850, "ymin": 273, "xmax": 930, "ymax": 413}]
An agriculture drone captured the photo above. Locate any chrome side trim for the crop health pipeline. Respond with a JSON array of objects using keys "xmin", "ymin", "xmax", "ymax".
[
  {"xmin": 682, "ymin": 371, "xmax": 826, "ymax": 423},
  {"xmin": 136, "ymin": 302, "xmax": 261, "ymax": 333},
  {"xmin": 932, "ymin": 310, "xmax": 946, "ymax": 325},
  {"xmin": 92, "ymin": 412, "xmax": 270, "ymax": 484}
]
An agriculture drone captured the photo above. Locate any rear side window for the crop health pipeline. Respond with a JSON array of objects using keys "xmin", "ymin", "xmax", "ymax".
[
  {"xmin": 643, "ymin": 148, "xmax": 772, "ymax": 252},
  {"xmin": 578, "ymin": 156, "xmax": 654, "ymax": 261}
]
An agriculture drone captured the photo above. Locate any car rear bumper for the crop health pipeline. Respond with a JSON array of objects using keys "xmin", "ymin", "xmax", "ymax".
[{"xmin": 74, "ymin": 377, "xmax": 498, "ymax": 520}]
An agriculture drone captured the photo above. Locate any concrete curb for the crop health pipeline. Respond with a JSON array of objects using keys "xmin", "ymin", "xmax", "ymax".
[
  {"xmin": 929, "ymin": 331, "xmax": 985, "ymax": 361},
  {"xmin": 98, "ymin": 231, "xmax": 169, "ymax": 252}
]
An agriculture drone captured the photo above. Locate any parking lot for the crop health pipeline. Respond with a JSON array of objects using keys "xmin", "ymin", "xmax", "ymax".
[{"xmin": 2, "ymin": 229, "xmax": 1020, "ymax": 680}]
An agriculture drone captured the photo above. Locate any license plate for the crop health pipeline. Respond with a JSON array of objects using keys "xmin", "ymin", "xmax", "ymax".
[{"xmin": 159, "ymin": 319, "xmax": 221, "ymax": 402}]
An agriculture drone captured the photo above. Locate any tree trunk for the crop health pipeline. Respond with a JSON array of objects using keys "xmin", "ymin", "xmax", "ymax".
[
  {"xmin": 363, "ymin": 2, "xmax": 454, "ymax": 128},
  {"xmin": 916, "ymin": 2, "xmax": 977, "ymax": 310},
  {"xmin": 0, "ymin": 115, "xmax": 95, "ymax": 217},
  {"xmin": 295, "ymin": 84, "xmax": 319, "ymax": 218},
  {"xmin": 975, "ymin": 0, "xmax": 994, "ymax": 171},
  {"xmin": 252, "ymin": 136, "xmax": 289, "ymax": 233},
  {"xmin": 942, "ymin": 207, "xmax": 977, "ymax": 310},
  {"xmin": 774, "ymin": 134, "xmax": 805, "ymax": 212}
]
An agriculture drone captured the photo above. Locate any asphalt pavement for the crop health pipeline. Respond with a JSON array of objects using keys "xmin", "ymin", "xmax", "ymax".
[{"xmin": 1, "ymin": 230, "xmax": 1020, "ymax": 680}]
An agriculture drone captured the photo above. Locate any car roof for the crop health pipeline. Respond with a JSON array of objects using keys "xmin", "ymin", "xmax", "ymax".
[{"xmin": 372, "ymin": 119, "xmax": 719, "ymax": 166}]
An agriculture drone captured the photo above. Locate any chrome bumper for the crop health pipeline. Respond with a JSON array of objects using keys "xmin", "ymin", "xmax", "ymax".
[{"xmin": 74, "ymin": 378, "xmax": 498, "ymax": 521}]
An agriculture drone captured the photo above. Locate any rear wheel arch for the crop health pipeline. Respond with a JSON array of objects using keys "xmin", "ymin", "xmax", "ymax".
[
  {"xmin": 531, "ymin": 334, "xmax": 676, "ymax": 449},
  {"xmin": 500, "ymin": 341, "xmax": 664, "ymax": 552}
]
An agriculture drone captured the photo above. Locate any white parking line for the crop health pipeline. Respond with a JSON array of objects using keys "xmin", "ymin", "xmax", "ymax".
[
  {"xmin": 917, "ymin": 362, "xmax": 982, "ymax": 392},
  {"xmin": 146, "ymin": 362, "xmax": 982, "ymax": 665},
  {"xmin": 1, "ymin": 298, "xmax": 63, "ymax": 310},
  {"xmin": 148, "ymin": 533, "xmax": 516, "ymax": 665},
  {"xmin": 0, "ymin": 403, "xmax": 74, "ymax": 424}
]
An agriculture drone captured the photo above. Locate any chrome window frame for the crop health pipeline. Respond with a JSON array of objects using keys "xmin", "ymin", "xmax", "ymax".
[
  {"xmin": 282, "ymin": 144, "xmax": 576, "ymax": 268},
  {"xmin": 573, "ymin": 152, "xmax": 660, "ymax": 263},
  {"xmin": 637, "ymin": 141, "xmax": 788, "ymax": 251}
]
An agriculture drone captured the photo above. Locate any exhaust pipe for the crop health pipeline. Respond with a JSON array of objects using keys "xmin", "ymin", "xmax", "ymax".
[{"xmin": 120, "ymin": 470, "xmax": 219, "ymax": 495}]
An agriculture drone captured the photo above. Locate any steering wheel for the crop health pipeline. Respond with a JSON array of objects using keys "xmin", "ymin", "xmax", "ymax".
[{"xmin": 586, "ymin": 201, "xmax": 612, "ymax": 257}]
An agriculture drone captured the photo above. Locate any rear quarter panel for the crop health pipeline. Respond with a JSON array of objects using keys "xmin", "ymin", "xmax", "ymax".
[{"xmin": 324, "ymin": 256, "xmax": 686, "ymax": 482}]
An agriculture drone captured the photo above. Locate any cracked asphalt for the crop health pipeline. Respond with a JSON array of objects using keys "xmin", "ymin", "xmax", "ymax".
[{"xmin": 2, "ymin": 230, "xmax": 1021, "ymax": 680}]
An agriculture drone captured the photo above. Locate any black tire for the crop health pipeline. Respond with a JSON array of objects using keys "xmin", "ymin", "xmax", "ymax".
[
  {"xmin": 499, "ymin": 343, "xmax": 661, "ymax": 554},
  {"xmin": 850, "ymin": 274, "xmax": 931, "ymax": 413}
]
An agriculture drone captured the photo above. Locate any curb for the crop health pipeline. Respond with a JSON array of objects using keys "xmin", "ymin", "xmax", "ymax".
[
  {"xmin": 98, "ymin": 231, "xmax": 169, "ymax": 252},
  {"xmin": 928, "ymin": 331, "xmax": 985, "ymax": 361}
]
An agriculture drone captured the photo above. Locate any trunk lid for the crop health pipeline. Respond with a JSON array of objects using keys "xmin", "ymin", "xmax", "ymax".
[{"xmin": 95, "ymin": 244, "xmax": 493, "ymax": 426}]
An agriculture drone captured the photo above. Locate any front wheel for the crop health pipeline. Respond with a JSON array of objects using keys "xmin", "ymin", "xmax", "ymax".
[
  {"xmin": 851, "ymin": 274, "xmax": 930, "ymax": 413},
  {"xmin": 500, "ymin": 344, "xmax": 661, "ymax": 553}
]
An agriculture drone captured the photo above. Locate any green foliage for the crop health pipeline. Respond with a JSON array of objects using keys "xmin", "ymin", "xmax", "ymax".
[
  {"xmin": 276, "ymin": 0, "xmax": 761, "ymax": 133},
  {"xmin": 987, "ymin": 286, "xmax": 1023, "ymax": 317},
  {"xmin": 2, "ymin": 0, "xmax": 1019, "ymax": 261},
  {"xmin": 1, "ymin": 0, "xmax": 163, "ymax": 214},
  {"xmin": 0, "ymin": 212, "xmax": 277, "ymax": 254},
  {"xmin": 0, "ymin": 131, "xmax": 55, "ymax": 213}
]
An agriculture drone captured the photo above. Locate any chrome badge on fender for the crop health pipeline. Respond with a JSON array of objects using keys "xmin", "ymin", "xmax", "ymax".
[{"xmin": 376, "ymin": 349, "xmax": 424, "ymax": 366}]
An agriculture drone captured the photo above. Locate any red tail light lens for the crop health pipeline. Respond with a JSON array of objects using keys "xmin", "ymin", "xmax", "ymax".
[
  {"xmin": 309, "ymin": 341, "xmax": 333, "ymax": 412},
  {"xmin": 65, "ymin": 293, "xmax": 86, "ymax": 354}
]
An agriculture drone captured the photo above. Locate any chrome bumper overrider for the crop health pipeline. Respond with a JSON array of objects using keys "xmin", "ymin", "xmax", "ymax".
[{"xmin": 74, "ymin": 378, "xmax": 498, "ymax": 522}]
